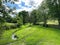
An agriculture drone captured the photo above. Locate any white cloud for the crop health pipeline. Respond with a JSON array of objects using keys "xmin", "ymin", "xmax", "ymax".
[
  {"xmin": 15, "ymin": 0, "xmax": 43, "ymax": 12},
  {"xmin": 22, "ymin": 0, "xmax": 30, "ymax": 5}
]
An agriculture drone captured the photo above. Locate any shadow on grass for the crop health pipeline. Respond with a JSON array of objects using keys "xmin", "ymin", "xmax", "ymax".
[{"xmin": 48, "ymin": 24, "xmax": 60, "ymax": 29}]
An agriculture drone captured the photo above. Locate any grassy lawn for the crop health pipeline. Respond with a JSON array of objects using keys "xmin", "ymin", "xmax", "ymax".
[{"xmin": 0, "ymin": 25, "xmax": 60, "ymax": 45}]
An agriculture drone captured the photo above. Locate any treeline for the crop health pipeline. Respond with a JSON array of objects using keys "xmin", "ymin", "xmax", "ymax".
[{"xmin": 0, "ymin": 0, "xmax": 60, "ymax": 30}]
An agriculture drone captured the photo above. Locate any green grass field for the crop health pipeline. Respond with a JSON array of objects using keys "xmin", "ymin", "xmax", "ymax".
[{"xmin": 0, "ymin": 25, "xmax": 60, "ymax": 45}]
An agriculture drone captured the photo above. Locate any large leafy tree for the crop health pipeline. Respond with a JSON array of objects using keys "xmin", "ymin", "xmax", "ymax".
[
  {"xmin": 18, "ymin": 11, "xmax": 29, "ymax": 24},
  {"xmin": 0, "ymin": 0, "xmax": 17, "ymax": 29},
  {"xmin": 30, "ymin": 10, "xmax": 38, "ymax": 25},
  {"xmin": 0, "ymin": 0, "xmax": 17, "ymax": 22},
  {"xmin": 0, "ymin": 0, "xmax": 6, "ymax": 26},
  {"xmin": 38, "ymin": 1, "xmax": 49, "ymax": 27},
  {"xmin": 46, "ymin": 0, "xmax": 60, "ymax": 26}
]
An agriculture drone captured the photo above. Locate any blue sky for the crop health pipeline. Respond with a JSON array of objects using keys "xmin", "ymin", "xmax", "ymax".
[
  {"xmin": 5, "ymin": 1, "xmax": 32, "ymax": 9},
  {"xmin": 5, "ymin": 0, "xmax": 43, "ymax": 12}
]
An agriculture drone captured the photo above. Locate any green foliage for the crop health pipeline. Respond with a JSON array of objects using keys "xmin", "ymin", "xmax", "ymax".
[
  {"xmin": 30, "ymin": 10, "xmax": 38, "ymax": 24},
  {"xmin": 37, "ymin": 1, "xmax": 49, "ymax": 27},
  {"xmin": 0, "ymin": 23, "xmax": 20, "ymax": 30},
  {"xmin": 18, "ymin": 11, "xmax": 29, "ymax": 24},
  {"xmin": 17, "ymin": 16, "xmax": 23, "ymax": 25},
  {"xmin": 46, "ymin": 0, "xmax": 60, "ymax": 25}
]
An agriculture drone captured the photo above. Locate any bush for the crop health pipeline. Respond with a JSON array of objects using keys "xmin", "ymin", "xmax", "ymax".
[
  {"xmin": 2, "ymin": 25, "xmax": 11, "ymax": 30},
  {"xmin": 0, "ymin": 23, "xmax": 21, "ymax": 30},
  {"xmin": 0, "ymin": 23, "xmax": 20, "ymax": 30}
]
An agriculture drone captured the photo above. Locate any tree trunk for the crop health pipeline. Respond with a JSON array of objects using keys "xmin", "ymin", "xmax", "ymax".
[
  {"xmin": 58, "ymin": 18, "xmax": 60, "ymax": 26},
  {"xmin": 43, "ymin": 19, "xmax": 48, "ymax": 27},
  {"xmin": 23, "ymin": 19, "xmax": 25, "ymax": 25},
  {"xmin": 33, "ymin": 16, "xmax": 37, "ymax": 25},
  {"xmin": 33, "ymin": 21, "xmax": 36, "ymax": 25},
  {"xmin": 43, "ymin": 15, "xmax": 48, "ymax": 27}
]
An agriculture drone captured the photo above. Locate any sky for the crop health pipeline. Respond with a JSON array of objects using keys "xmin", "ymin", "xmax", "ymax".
[{"xmin": 4, "ymin": 0, "xmax": 43, "ymax": 12}]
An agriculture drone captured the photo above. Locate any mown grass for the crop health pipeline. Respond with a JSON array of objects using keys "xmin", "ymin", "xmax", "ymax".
[{"xmin": 0, "ymin": 25, "xmax": 60, "ymax": 45}]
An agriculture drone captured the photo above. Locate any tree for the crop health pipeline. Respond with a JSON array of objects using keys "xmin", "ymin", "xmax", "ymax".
[
  {"xmin": 0, "ymin": 0, "xmax": 18, "ymax": 29},
  {"xmin": 18, "ymin": 11, "xmax": 29, "ymax": 25},
  {"xmin": 38, "ymin": 1, "xmax": 49, "ymax": 27},
  {"xmin": 46, "ymin": 0, "xmax": 60, "ymax": 26},
  {"xmin": 0, "ymin": 0, "xmax": 6, "ymax": 27},
  {"xmin": 30, "ymin": 10, "xmax": 38, "ymax": 25}
]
